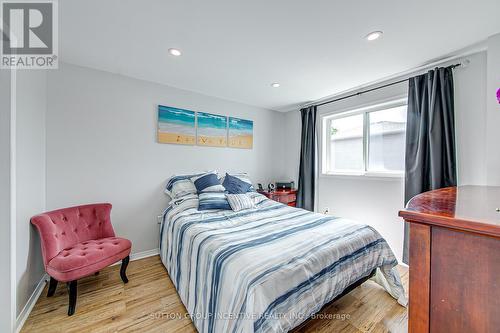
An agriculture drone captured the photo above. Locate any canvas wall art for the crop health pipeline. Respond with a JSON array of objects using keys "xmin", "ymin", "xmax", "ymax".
[
  {"xmin": 157, "ymin": 105, "xmax": 196, "ymax": 145},
  {"xmin": 197, "ymin": 112, "xmax": 227, "ymax": 147},
  {"xmin": 228, "ymin": 117, "xmax": 253, "ymax": 149}
]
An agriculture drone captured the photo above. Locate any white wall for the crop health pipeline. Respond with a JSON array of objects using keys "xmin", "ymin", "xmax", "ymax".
[
  {"xmin": 46, "ymin": 63, "xmax": 286, "ymax": 254},
  {"xmin": 283, "ymin": 110, "xmax": 301, "ymax": 183},
  {"xmin": 0, "ymin": 69, "xmax": 15, "ymax": 333},
  {"xmin": 486, "ymin": 34, "xmax": 500, "ymax": 185},
  {"xmin": 283, "ymin": 51, "xmax": 488, "ymax": 261},
  {"xmin": 15, "ymin": 70, "xmax": 47, "ymax": 317},
  {"xmin": 455, "ymin": 52, "xmax": 487, "ymax": 185}
]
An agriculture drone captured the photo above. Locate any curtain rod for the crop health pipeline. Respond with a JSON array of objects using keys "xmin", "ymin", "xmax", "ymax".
[{"xmin": 309, "ymin": 63, "xmax": 461, "ymax": 109}]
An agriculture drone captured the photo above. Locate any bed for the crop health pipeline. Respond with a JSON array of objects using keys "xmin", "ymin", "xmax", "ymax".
[{"xmin": 159, "ymin": 192, "xmax": 406, "ymax": 333}]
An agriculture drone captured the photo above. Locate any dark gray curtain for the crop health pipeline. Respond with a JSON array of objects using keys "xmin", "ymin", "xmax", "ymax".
[
  {"xmin": 296, "ymin": 106, "xmax": 317, "ymax": 211},
  {"xmin": 402, "ymin": 66, "xmax": 457, "ymax": 264}
]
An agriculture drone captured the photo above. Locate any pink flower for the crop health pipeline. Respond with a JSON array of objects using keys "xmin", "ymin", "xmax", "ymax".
[{"xmin": 497, "ymin": 88, "xmax": 500, "ymax": 104}]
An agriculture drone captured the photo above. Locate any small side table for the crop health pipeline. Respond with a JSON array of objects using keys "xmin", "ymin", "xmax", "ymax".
[{"xmin": 257, "ymin": 189, "xmax": 297, "ymax": 207}]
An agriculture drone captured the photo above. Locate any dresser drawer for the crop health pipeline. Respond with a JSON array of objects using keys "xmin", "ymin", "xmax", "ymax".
[
  {"xmin": 270, "ymin": 193, "xmax": 295, "ymax": 203},
  {"xmin": 282, "ymin": 193, "xmax": 296, "ymax": 203}
]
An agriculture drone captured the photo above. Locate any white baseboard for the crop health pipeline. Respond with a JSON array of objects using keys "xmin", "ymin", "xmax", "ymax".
[
  {"xmin": 110, "ymin": 248, "xmax": 160, "ymax": 266},
  {"xmin": 15, "ymin": 248, "xmax": 159, "ymax": 333},
  {"xmin": 130, "ymin": 248, "xmax": 159, "ymax": 261},
  {"xmin": 16, "ymin": 273, "xmax": 49, "ymax": 333}
]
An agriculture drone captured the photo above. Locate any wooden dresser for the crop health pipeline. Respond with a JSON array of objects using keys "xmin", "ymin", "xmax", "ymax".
[
  {"xmin": 257, "ymin": 189, "xmax": 297, "ymax": 207},
  {"xmin": 399, "ymin": 186, "xmax": 500, "ymax": 333}
]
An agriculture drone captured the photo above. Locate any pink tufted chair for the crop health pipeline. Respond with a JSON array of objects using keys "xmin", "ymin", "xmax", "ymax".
[{"xmin": 31, "ymin": 203, "xmax": 131, "ymax": 315}]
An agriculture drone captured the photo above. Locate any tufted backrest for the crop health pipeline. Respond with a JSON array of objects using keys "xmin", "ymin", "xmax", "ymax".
[{"xmin": 31, "ymin": 203, "xmax": 116, "ymax": 267}]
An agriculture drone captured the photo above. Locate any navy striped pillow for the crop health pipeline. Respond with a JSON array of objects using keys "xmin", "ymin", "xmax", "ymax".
[
  {"xmin": 221, "ymin": 173, "xmax": 255, "ymax": 192},
  {"xmin": 191, "ymin": 172, "xmax": 225, "ymax": 193},
  {"xmin": 198, "ymin": 192, "xmax": 231, "ymax": 210}
]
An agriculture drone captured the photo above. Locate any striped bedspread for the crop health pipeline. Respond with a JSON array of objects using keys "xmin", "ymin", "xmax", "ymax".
[{"xmin": 159, "ymin": 193, "xmax": 407, "ymax": 333}]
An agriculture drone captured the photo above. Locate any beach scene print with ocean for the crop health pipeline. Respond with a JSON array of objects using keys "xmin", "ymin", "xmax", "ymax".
[
  {"xmin": 197, "ymin": 112, "xmax": 227, "ymax": 147},
  {"xmin": 228, "ymin": 117, "xmax": 253, "ymax": 149},
  {"xmin": 158, "ymin": 105, "xmax": 196, "ymax": 145}
]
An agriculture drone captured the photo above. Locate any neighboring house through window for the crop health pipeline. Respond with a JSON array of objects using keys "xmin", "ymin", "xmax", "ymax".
[{"xmin": 321, "ymin": 99, "xmax": 407, "ymax": 177}]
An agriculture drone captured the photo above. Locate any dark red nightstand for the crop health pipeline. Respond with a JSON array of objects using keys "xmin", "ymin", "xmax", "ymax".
[{"xmin": 257, "ymin": 189, "xmax": 297, "ymax": 207}]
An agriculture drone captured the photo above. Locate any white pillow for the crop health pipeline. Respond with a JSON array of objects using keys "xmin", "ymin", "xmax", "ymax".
[
  {"xmin": 226, "ymin": 194, "xmax": 256, "ymax": 212},
  {"xmin": 165, "ymin": 171, "xmax": 216, "ymax": 199},
  {"xmin": 247, "ymin": 191, "xmax": 268, "ymax": 205},
  {"xmin": 165, "ymin": 173, "xmax": 201, "ymax": 199}
]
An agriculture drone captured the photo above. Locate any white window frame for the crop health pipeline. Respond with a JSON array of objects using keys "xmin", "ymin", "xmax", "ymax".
[{"xmin": 320, "ymin": 97, "xmax": 407, "ymax": 179}]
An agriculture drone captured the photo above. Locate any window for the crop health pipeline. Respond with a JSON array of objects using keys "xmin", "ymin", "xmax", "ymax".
[
  {"xmin": 322, "ymin": 101, "xmax": 407, "ymax": 177},
  {"xmin": 329, "ymin": 114, "xmax": 364, "ymax": 172}
]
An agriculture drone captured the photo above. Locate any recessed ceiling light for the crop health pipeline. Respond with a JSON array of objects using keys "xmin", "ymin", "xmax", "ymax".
[
  {"xmin": 168, "ymin": 48, "xmax": 182, "ymax": 56},
  {"xmin": 271, "ymin": 83, "xmax": 280, "ymax": 88},
  {"xmin": 365, "ymin": 31, "xmax": 383, "ymax": 41}
]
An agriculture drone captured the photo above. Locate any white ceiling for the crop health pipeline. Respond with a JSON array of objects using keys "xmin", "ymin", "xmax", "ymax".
[{"xmin": 60, "ymin": 0, "xmax": 500, "ymax": 111}]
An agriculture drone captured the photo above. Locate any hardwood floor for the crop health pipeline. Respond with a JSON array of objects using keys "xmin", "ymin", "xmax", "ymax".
[{"xmin": 21, "ymin": 256, "xmax": 408, "ymax": 333}]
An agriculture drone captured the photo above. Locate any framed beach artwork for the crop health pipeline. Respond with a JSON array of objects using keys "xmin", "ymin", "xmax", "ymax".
[
  {"xmin": 196, "ymin": 112, "xmax": 228, "ymax": 147},
  {"xmin": 157, "ymin": 105, "xmax": 196, "ymax": 145},
  {"xmin": 228, "ymin": 117, "xmax": 253, "ymax": 149}
]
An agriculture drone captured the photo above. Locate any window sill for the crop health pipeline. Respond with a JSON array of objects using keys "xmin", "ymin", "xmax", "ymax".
[{"xmin": 320, "ymin": 171, "xmax": 404, "ymax": 181}]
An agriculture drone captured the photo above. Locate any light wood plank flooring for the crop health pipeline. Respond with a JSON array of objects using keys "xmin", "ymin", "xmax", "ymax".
[{"xmin": 21, "ymin": 256, "xmax": 408, "ymax": 333}]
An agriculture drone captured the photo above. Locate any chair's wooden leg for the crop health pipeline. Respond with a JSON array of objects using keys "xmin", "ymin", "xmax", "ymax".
[
  {"xmin": 47, "ymin": 277, "xmax": 58, "ymax": 297},
  {"xmin": 120, "ymin": 256, "xmax": 130, "ymax": 283},
  {"xmin": 67, "ymin": 281, "xmax": 77, "ymax": 316}
]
